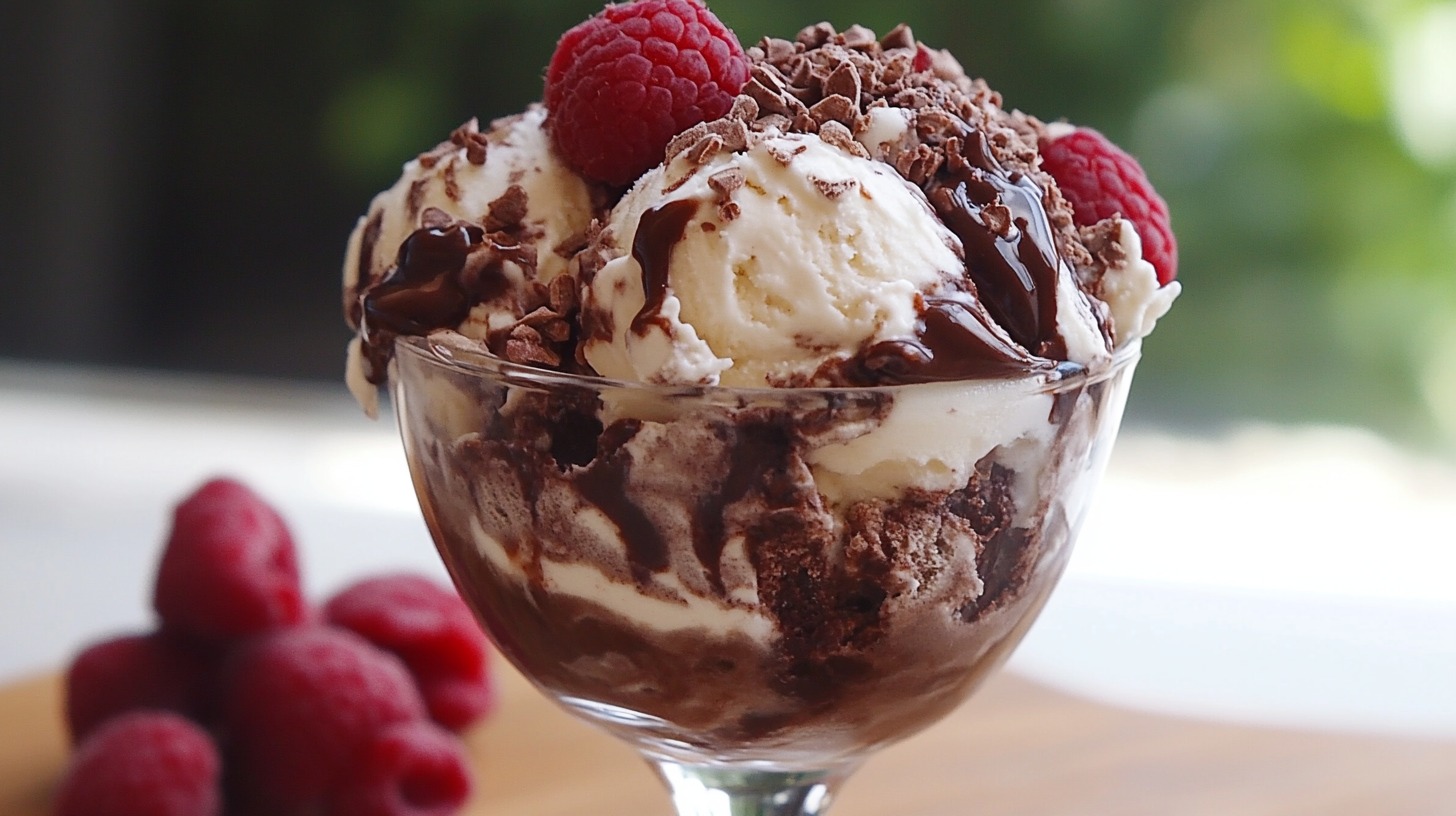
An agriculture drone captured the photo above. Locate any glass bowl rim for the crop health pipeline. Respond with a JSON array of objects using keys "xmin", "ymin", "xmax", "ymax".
[{"xmin": 392, "ymin": 332, "xmax": 1142, "ymax": 398}]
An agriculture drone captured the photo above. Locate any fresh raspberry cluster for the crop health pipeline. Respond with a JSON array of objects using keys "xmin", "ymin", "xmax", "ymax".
[
  {"xmin": 545, "ymin": 0, "xmax": 750, "ymax": 186},
  {"xmin": 1041, "ymin": 127, "xmax": 1179, "ymax": 286},
  {"xmin": 56, "ymin": 478, "xmax": 493, "ymax": 816}
]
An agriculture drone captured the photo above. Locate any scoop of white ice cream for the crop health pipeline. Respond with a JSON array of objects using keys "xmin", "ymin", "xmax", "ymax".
[
  {"xmin": 343, "ymin": 105, "xmax": 593, "ymax": 294},
  {"xmin": 341, "ymin": 105, "xmax": 596, "ymax": 414},
  {"xmin": 581, "ymin": 130, "xmax": 966, "ymax": 387}
]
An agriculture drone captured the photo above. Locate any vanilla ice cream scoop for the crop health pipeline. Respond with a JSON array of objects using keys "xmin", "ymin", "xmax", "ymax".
[
  {"xmin": 580, "ymin": 129, "xmax": 966, "ymax": 387},
  {"xmin": 342, "ymin": 105, "xmax": 598, "ymax": 414}
]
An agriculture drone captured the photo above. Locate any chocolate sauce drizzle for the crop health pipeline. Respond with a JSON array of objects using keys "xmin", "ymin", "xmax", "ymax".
[
  {"xmin": 629, "ymin": 199, "xmax": 700, "ymax": 335},
  {"xmin": 860, "ymin": 127, "xmax": 1067, "ymax": 383},
  {"xmin": 356, "ymin": 221, "xmax": 526, "ymax": 382}
]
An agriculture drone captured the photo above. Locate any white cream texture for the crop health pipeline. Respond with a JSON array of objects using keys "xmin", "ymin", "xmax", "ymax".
[
  {"xmin": 1102, "ymin": 218, "xmax": 1180, "ymax": 346},
  {"xmin": 342, "ymin": 106, "xmax": 595, "ymax": 415},
  {"xmin": 582, "ymin": 131, "xmax": 965, "ymax": 387}
]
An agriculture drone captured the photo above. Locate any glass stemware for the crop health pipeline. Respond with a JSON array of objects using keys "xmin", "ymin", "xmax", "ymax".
[{"xmin": 390, "ymin": 333, "xmax": 1140, "ymax": 816}]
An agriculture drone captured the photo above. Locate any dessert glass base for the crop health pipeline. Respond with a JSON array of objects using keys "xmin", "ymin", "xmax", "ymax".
[{"xmin": 391, "ymin": 334, "xmax": 1139, "ymax": 815}]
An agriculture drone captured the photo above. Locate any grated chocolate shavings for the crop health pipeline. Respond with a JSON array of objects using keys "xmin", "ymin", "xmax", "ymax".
[
  {"xmin": 707, "ymin": 167, "xmax": 745, "ymax": 202},
  {"xmin": 406, "ymin": 178, "xmax": 429, "ymax": 221},
  {"xmin": 810, "ymin": 176, "xmax": 858, "ymax": 200},
  {"xmin": 981, "ymin": 204, "xmax": 1012, "ymax": 237},
  {"xmin": 504, "ymin": 324, "xmax": 561, "ymax": 366},
  {"xmin": 879, "ymin": 23, "xmax": 916, "ymax": 51},
  {"xmin": 443, "ymin": 159, "xmax": 462, "ymax": 203},
  {"xmin": 809, "ymin": 94, "xmax": 859, "ymax": 129},
  {"xmin": 449, "ymin": 118, "xmax": 490, "ymax": 165},
  {"xmin": 485, "ymin": 184, "xmax": 529, "ymax": 231},
  {"xmin": 817, "ymin": 120, "xmax": 869, "ymax": 158},
  {"xmin": 840, "ymin": 24, "xmax": 878, "ymax": 51},
  {"xmin": 419, "ymin": 207, "xmax": 453, "ymax": 230},
  {"xmin": 547, "ymin": 273, "xmax": 578, "ymax": 313},
  {"xmin": 685, "ymin": 134, "xmax": 726, "ymax": 166}
]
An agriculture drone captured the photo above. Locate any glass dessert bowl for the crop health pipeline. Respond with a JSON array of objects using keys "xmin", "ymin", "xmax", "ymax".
[{"xmin": 391, "ymin": 332, "xmax": 1141, "ymax": 815}]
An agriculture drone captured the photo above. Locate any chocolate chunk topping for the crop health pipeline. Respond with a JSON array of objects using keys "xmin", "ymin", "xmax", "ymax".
[
  {"xmin": 728, "ymin": 22, "xmax": 1110, "ymax": 382},
  {"xmin": 485, "ymin": 185, "xmax": 530, "ymax": 232},
  {"xmin": 450, "ymin": 118, "xmax": 490, "ymax": 165}
]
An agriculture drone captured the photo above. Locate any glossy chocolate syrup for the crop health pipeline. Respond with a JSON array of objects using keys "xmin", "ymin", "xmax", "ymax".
[
  {"xmin": 357, "ymin": 222, "xmax": 525, "ymax": 382},
  {"xmin": 629, "ymin": 198, "xmax": 700, "ymax": 335},
  {"xmin": 938, "ymin": 129, "xmax": 1067, "ymax": 360},
  {"xmin": 861, "ymin": 125, "xmax": 1071, "ymax": 383}
]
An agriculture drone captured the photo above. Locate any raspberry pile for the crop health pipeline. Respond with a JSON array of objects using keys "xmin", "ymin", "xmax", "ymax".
[
  {"xmin": 56, "ymin": 478, "xmax": 495, "ymax": 816},
  {"xmin": 1041, "ymin": 127, "xmax": 1179, "ymax": 286},
  {"xmin": 545, "ymin": 0, "xmax": 750, "ymax": 186}
]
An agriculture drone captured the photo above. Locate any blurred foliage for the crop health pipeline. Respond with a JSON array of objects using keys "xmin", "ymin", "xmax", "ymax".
[{"xmin": 164, "ymin": 0, "xmax": 1456, "ymax": 452}]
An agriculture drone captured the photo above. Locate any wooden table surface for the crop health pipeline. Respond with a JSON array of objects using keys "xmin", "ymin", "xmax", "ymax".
[{"xmin": 2, "ymin": 660, "xmax": 1453, "ymax": 816}]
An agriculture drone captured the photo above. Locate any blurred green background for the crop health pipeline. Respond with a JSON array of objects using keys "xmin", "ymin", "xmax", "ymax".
[{"xmin": 2, "ymin": 0, "xmax": 1454, "ymax": 454}]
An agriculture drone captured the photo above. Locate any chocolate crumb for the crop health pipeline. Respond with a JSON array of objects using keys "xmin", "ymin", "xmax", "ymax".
[
  {"xmin": 981, "ymin": 204, "xmax": 1012, "ymax": 237},
  {"xmin": 809, "ymin": 94, "xmax": 859, "ymax": 128},
  {"xmin": 810, "ymin": 176, "xmax": 858, "ymax": 200},
  {"xmin": 505, "ymin": 324, "xmax": 561, "ymax": 366},
  {"xmin": 419, "ymin": 207, "xmax": 453, "ymax": 230},
  {"xmin": 824, "ymin": 61, "xmax": 863, "ymax": 102},
  {"xmin": 547, "ymin": 273, "xmax": 579, "ymax": 313},
  {"xmin": 443, "ymin": 159, "xmax": 462, "ymax": 203},
  {"xmin": 817, "ymin": 120, "xmax": 869, "ymax": 159},
  {"xmin": 879, "ymin": 24, "xmax": 916, "ymax": 50},
  {"xmin": 450, "ymin": 118, "xmax": 490, "ymax": 165},
  {"xmin": 798, "ymin": 22, "xmax": 836, "ymax": 48},
  {"xmin": 840, "ymin": 24, "xmax": 878, "ymax": 51},
  {"xmin": 485, "ymin": 185, "xmax": 529, "ymax": 231},
  {"xmin": 686, "ymin": 135, "xmax": 726, "ymax": 166},
  {"xmin": 406, "ymin": 178, "xmax": 429, "ymax": 221},
  {"xmin": 707, "ymin": 167, "xmax": 746, "ymax": 202}
]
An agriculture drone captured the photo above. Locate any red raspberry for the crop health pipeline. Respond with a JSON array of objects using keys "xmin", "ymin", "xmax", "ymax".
[
  {"xmin": 545, "ymin": 0, "xmax": 750, "ymax": 186},
  {"xmin": 325, "ymin": 720, "xmax": 473, "ymax": 816},
  {"xmin": 323, "ymin": 574, "xmax": 495, "ymax": 732},
  {"xmin": 153, "ymin": 477, "xmax": 306, "ymax": 644},
  {"xmin": 1041, "ymin": 127, "xmax": 1178, "ymax": 285},
  {"xmin": 221, "ymin": 627, "xmax": 427, "ymax": 810},
  {"xmin": 54, "ymin": 711, "xmax": 222, "ymax": 816},
  {"xmin": 64, "ymin": 632, "xmax": 213, "ymax": 744}
]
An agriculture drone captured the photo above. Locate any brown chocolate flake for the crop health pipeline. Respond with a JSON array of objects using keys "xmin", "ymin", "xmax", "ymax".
[
  {"xmin": 763, "ymin": 37, "xmax": 799, "ymax": 64},
  {"xmin": 981, "ymin": 203, "xmax": 1013, "ymax": 237},
  {"xmin": 840, "ymin": 24, "xmax": 878, "ymax": 51},
  {"xmin": 728, "ymin": 95, "xmax": 760, "ymax": 123},
  {"xmin": 719, "ymin": 201, "xmax": 742, "ymax": 222},
  {"xmin": 450, "ymin": 118, "xmax": 490, "ymax": 165},
  {"xmin": 816, "ymin": 120, "xmax": 869, "ymax": 159},
  {"xmin": 809, "ymin": 94, "xmax": 859, "ymax": 128},
  {"xmin": 824, "ymin": 60, "xmax": 863, "ymax": 103},
  {"xmin": 485, "ymin": 184, "xmax": 529, "ymax": 232},
  {"xmin": 504, "ymin": 324, "xmax": 560, "ymax": 367},
  {"xmin": 686, "ymin": 134, "xmax": 725, "ymax": 166},
  {"xmin": 879, "ymin": 23, "xmax": 916, "ymax": 50},
  {"xmin": 406, "ymin": 178, "xmax": 429, "ymax": 220},
  {"xmin": 419, "ymin": 207, "xmax": 453, "ymax": 230},
  {"xmin": 443, "ymin": 159, "xmax": 462, "ymax": 203},
  {"xmin": 547, "ymin": 273, "xmax": 579, "ymax": 313},
  {"xmin": 520, "ymin": 307, "xmax": 572, "ymax": 342},
  {"xmin": 797, "ymin": 22, "xmax": 836, "ymax": 48},
  {"xmin": 707, "ymin": 167, "xmax": 745, "ymax": 202},
  {"xmin": 765, "ymin": 141, "xmax": 808, "ymax": 166},
  {"xmin": 810, "ymin": 176, "xmax": 858, "ymax": 200},
  {"xmin": 552, "ymin": 229, "xmax": 592, "ymax": 260}
]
